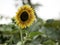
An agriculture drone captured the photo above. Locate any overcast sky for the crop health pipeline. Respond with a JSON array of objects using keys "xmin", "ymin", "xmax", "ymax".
[{"xmin": 0, "ymin": 0, "xmax": 60, "ymax": 24}]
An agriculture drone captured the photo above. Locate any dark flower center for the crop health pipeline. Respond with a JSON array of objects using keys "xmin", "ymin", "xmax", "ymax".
[{"xmin": 20, "ymin": 11, "xmax": 28, "ymax": 22}]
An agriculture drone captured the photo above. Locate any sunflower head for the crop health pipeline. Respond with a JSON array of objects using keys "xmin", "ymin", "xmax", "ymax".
[{"xmin": 15, "ymin": 5, "xmax": 36, "ymax": 29}]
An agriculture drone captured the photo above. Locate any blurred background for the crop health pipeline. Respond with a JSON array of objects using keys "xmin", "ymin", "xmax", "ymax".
[
  {"xmin": 0, "ymin": 0, "xmax": 60, "ymax": 24},
  {"xmin": 0, "ymin": 0, "xmax": 60, "ymax": 45}
]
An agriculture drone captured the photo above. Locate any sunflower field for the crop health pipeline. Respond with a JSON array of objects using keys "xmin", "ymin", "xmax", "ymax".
[{"xmin": 0, "ymin": 0, "xmax": 60, "ymax": 45}]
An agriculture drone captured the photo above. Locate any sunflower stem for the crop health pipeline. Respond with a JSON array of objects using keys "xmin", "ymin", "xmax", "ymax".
[{"xmin": 20, "ymin": 29, "xmax": 24, "ymax": 45}]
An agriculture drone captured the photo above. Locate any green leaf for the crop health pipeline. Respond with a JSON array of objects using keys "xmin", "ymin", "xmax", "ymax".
[
  {"xmin": 29, "ymin": 31, "xmax": 42, "ymax": 39},
  {"xmin": 43, "ymin": 40, "xmax": 56, "ymax": 45},
  {"xmin": 27, "ymin": 18, "xmax": 43, "ymax": 32}
]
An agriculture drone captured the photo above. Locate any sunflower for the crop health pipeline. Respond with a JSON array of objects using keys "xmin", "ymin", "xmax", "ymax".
[{"xmin": 15, "ymin": 5, "xmax": 35, "ymax": 29}]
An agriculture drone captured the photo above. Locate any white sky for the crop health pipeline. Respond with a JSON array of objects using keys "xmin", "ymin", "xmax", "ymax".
[
  {"xmin": 0, "ymin": 0, "xmax": 60, "ymax": 24},
  {"xmin": 0, "ymin": 0, "xmax": 16, "ymax": 17}
]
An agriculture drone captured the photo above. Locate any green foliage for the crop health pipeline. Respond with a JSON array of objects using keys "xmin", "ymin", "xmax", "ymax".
[{"xmin": 0, "ymin": 18, "xmax": 60, "ymax": 45}]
